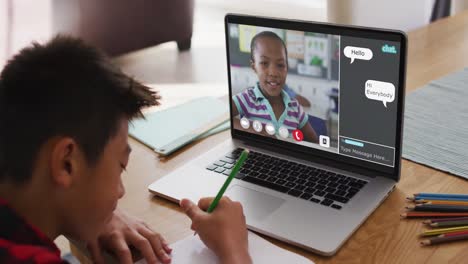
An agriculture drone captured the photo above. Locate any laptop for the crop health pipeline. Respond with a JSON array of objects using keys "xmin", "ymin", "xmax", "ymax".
[{"xmin": 149, "ymin": 14, "xmax": 406, "ymax": 256}]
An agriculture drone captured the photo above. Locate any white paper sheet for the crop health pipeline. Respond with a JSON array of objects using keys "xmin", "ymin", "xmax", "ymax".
[{"xmin": 135, "ymin": 231, "xmax": 314, "ymax": 264}]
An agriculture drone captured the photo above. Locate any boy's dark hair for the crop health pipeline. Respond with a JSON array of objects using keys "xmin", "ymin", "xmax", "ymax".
[
  {"xmin": 250, "ymin": 31, "xmax": 288, "ymax": 66},
  {"xmin": 0, "ymin": 35, "xmax": 160, "ymax": 183}
]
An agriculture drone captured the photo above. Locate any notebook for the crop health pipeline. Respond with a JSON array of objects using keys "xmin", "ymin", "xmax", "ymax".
[
  {"xmin": 134, "ymin": 231, "xmax": 314, "ymax": 264},
  {"xmin": 129, "ymin": 96, "xmax": 229, "ymax": 156}
]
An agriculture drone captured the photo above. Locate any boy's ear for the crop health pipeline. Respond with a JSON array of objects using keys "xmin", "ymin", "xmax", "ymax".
[
  {"xmin": 49, "ymin": 137, "xmax": 80, "ymax": 188},
  {"xmin": 250, "ymin": 59, "xmax": 257, "ymax": 73}
]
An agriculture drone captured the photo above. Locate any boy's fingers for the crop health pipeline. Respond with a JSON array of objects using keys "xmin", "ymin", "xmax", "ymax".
[
  {"xmin": 180, "ymin": 199, "xmax": 203, "ymax": 220},
  {"xmin": 127, "ymin": 231, "xmax": 159, "ymax": 264},
  {"xmin": 139, "ymin": 228, "xmax": 172, "ymax": 263},
  {"xmin": 197, "ymin": 197, "xmax": 215, "ymax": 210},
  {"xmin": 87, "ymin": 240, "xmax": 105, "ymax": 264},
  {"xmin": 141, "ymin": 225, "xmax": 172, "ymax": 254},
  {"xmin": 198, "ymin": 196, "xmax": 232, "ymax": 210},
  {"xmin": 105, "ymin": 236, "xmax": 133, "ymax": 264}
]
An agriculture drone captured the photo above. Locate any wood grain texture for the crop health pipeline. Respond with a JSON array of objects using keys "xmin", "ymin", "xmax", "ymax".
[{"xmin": 72, "ymin": 11, "xmax": 468, "ymax": 264}]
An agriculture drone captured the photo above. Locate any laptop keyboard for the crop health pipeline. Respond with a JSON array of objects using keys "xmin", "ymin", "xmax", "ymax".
[{"xmin": 206, "ymin": 148, "xmax": 368, "ymax": 210}]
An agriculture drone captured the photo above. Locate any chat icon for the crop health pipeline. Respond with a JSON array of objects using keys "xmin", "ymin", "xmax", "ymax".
[
  {"xmin": 344, "ymin": 46, "xmax": 373, "ymax": 64},
  {"xmin": 365, "ymin": 80, "xmax": 395, "ymax": 107}
]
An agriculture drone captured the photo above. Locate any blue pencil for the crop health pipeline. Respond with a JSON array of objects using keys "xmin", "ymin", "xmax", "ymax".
[
  {"xmin": 415, "ymin": 193, "xmax": 468, "ymax": 199},
  {"xmin": 413, "ymin": 195, "xmax": 468, "ymax": 202}
]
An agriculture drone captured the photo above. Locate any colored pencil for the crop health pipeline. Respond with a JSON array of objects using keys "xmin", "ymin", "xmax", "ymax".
[
  {"xmin": 411, "ymin": 194, "xmax": 468, "ymax": 202},
  {"xmin": 414, "ymin": 193, "xmax": 468, "ymax": 199},
  {"xmin": 421, "ymin": 234, "xmax": 468, "ymax": 246},
  {"xmin": 430, "ymin": 220, "xmax": 468, "ymax": 227},
  {"xmin": 423, "ymin": 217, "xmax": 468, "ymax": 224},
  {"xmin": 401, "ymin": 212, "xmax": 468, "ymax": 218},
  {"xmin": 206, "ymin": 149, "xmax": 249, "ymax": 213},
  {"xmin": 415, "ymin": 200, "xmax": 468, "ymax": 206},
  {"xmin": 406, "ymin": 204, "xmax": 468, "ymax": 213},
  {"xmin": 437, "ymin": 230, "xmax": 468, "ymax": 238},
  {"xmin": 412, "ymin": 197, "xmax": 468, "ymax": 202},
  {"xmin": 420, "ymin": 226, "xmax": 468, "ymax": 237},
  {"xmin": 194, "ymin": 149, "xmax": 249, "ymax": 236}
]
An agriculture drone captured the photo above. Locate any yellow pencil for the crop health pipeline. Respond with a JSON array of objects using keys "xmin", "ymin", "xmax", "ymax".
[{"xmin": 420, "ymin": 225, "xmax": 468, "ymax": 237}]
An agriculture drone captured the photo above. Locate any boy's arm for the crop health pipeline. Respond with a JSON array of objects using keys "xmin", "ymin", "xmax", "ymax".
[
  {"xmin": 295, "ymin": 94, "xmax": 311, "ymax": 107},
  {"xmin": 297, "ymin": 105, "xmax": 317, "ymax": 143},
  {"xmin": 301, "ymin": 122, "xmax": 319, "ymax": 144},
  {"xmin": 231, "ymin": 99, "xmax": 240, "ymax": 117}
]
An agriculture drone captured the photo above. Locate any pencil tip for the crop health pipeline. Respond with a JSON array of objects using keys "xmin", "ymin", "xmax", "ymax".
[{"xmin": 420, "ymin": 240, "xmax": 430, "ymax": 246}]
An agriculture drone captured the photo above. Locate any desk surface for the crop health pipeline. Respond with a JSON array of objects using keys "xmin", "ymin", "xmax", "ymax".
[{"xmin": 74, "ymin": 11, "xmax": 468, "ymax": 264}]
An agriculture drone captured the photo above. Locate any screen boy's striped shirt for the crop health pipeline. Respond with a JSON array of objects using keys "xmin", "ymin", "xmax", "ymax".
[{"xmin": 232, "ymin": 83, "xmax": 308, "ymax": 136}]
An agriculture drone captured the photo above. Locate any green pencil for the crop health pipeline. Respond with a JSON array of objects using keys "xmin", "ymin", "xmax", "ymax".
[
  {"xmin": 194, "ymin": 149, "xmax": 249, "ymax": 236},
  {"xmin": 207, "ymin": 149, "xmax": 249, "ymax": 213}
]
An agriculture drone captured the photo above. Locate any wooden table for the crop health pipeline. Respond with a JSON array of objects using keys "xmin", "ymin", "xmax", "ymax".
[{"xmin": 72, "ymin": 11, "xmax": 468, "ymax": 264}]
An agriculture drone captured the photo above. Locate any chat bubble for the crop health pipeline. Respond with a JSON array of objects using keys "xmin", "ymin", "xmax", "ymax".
[
  {"xmin": 344, "ymin": 46, "xmax": 373, "ymax": 64},
  {"xmin": 365, "ymin": 80, "xmax": 395, "ymax": 107}
]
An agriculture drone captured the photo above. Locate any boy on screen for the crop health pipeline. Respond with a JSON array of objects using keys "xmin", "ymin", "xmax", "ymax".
[{"xmin": 232, "ymin": 31, "xmax": 318, "ymax": 143}]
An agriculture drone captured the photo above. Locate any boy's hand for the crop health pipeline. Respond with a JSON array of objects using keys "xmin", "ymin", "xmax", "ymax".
[
  {"xmin": 180, "ymin": 197, "xmax": 252, "ymax": 264},
  {"xmin": 87, "ymin": 209, "xmax": 172, "ymax": 264}
]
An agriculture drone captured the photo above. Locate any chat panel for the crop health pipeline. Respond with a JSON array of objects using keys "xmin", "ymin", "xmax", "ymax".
[{"xmin": 339, "ymin": 36, "xmax": 401, "ymax": 167}]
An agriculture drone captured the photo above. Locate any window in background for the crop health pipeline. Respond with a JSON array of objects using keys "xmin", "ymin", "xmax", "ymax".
[{"xmin": 0, "ymin": 0, "xmax": 52, "ymax": 69}]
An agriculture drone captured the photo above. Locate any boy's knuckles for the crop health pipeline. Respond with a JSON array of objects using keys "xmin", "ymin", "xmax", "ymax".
[
  {"xmin": 107, "ymin": 231, "xmax": 122, "ymax": 240},
  {"xmin": 116, "ymin": 247, "xmax": 131, "ymax": 259},
  {"xmin": 184, "ymin": 206, "xmax": 198, "ymax": 219},
  {"xmin": 198, "ymin": 197, "xmax": 214, "ymax": 208},
  {"xmin": 234, "ymin": 201, "xmax": 243, "ymax": 209},
  {"xmin": 150, "ymin": 232, "xmax": 162, "ymax": 241},
  {"xmin": 134, "ymin": 237, "xmax": 150, "ymax": 248}
]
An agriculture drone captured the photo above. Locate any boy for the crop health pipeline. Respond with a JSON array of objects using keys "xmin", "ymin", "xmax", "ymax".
[
  {"xmin": 0, "ymin": 36, "xmax": 251, "ymax": 264},
  {"xmin": 232, "ymin": 31, "xmax": 318, "ymax": 143}
]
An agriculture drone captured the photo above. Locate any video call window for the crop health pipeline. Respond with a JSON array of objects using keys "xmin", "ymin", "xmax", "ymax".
[
  {"xmin": 228, "ymin": 23, "xmax": 400, "ymax": 168},
  {"xmin": 229, "ymin": 24, "xmax": 340, "ymax": 153}
]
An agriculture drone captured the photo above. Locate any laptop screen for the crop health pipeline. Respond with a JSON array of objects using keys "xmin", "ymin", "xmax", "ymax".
[{"xmin": 226, "ymin": 15, "xmax": 406, "ymax": 175}]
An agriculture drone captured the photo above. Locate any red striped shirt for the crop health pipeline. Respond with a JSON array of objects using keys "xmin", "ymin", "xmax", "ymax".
[{"xmin": 0, "ymin": 197, "xmax": 66, "ymax": 263}]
